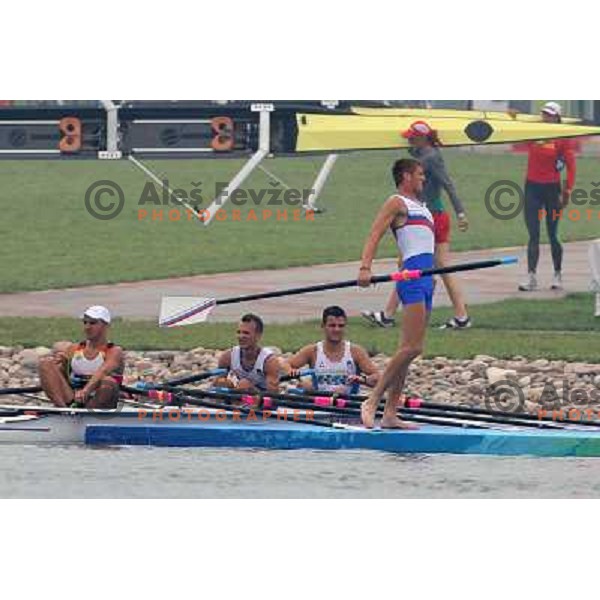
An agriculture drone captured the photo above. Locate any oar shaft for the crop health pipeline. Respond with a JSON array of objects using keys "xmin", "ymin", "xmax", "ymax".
[
  {"xmin": 407, "ymin": 398, "xmax": 598, "ymax": 427},
  {"xmin": 420, "ymin": 257, "xmax": 516, "ymax": 278},
  {"xmin": 163, "ymin": 369, "xmax": 226, "ymax": 387},
  {"xmin": 176, "ymin": 387, "xmax": 489, "ymax": 429},
  {"xmin": 167, "ymin": 390, "xmax": 349, "ymax": 430},
  {"xmin": 293, "ymin": 386, "xmax": 592, "ymax": 428},
  {"xmin": 0, "ymin": 386, "xmax": 43, "ymax": 396},
  {"xmin": 216, "ymin": 277, "xmax": 377, "ymax": 305},
  {"xmin": 215, "ymin": 257, "xmax": 516, "ymax": 306},
  {"xmin": 285, "ymin": 390, "xmax": 562, "ymax": 429}
]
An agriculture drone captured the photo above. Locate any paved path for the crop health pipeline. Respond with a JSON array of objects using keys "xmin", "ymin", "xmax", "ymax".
[{"xmin": 0, "ymin": 241, "xmax": 596, "ymax": 323}]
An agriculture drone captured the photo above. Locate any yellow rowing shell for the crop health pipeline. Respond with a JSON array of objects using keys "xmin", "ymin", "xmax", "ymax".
[
  {"xmin": 294, "ymin": 109, "xmax": 600, "ymax": 152},
  {"xmin": 350, "ymin": 106, "xmax": 582, "ymax": 124}
]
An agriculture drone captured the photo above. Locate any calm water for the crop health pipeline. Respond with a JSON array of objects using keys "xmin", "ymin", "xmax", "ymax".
[{"xmin": 1, "ymin": 445, "xmax": 600, "ymax": 498}]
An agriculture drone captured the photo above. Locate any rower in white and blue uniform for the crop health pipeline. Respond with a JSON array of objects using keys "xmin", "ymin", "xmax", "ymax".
[
  {"xmin": 358, "ymin": 158, "xmax": 434, "ymax": 429},
  {"xmin": 216, "ymin": 313, "xmax": 280, "ymax": 394},
  {"xmin": 286, "ymin": 306, "xmax": 380, "ymax": 395},
  {"xmin": 392, "ymin": 192, "xmax": 435, "ymax": 314}
]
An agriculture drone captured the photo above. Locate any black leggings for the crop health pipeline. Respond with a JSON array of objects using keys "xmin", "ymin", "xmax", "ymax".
[{"xmin": 524, "ymin": 181, "xmax": 563, "ymax": 274}]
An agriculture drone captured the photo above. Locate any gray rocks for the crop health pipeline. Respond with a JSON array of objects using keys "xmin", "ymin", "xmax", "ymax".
[{"xmin": 1, "ymin": 347, "xmax": 600, "ymax": 417}]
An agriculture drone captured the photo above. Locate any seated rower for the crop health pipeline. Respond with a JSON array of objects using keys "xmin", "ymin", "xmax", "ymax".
[
  {"xmin": 216, "ymin": 313, "xmax": 280, "ymax": 396},
  {"xmin": 286, "ymin": 306, "xmax": 379, "ymax": 395},
  {"xmin": 38, "ymin": 305, "xmax": 124, "ymax": 409}
]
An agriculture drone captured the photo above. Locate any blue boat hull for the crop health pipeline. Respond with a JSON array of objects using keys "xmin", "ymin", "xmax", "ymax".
[{"xmin": 85, "ymin": 421, "xmax": 600, "ymax": 457}]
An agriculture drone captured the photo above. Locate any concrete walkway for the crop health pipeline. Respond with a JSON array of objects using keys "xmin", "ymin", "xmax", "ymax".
[{"xmin": 0, "ymin": 241, "xmax": 596, "ymax": 323}]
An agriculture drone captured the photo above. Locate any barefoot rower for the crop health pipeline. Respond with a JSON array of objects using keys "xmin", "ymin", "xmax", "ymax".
[
  {"xmin": 216, "ymin": 313, "xmax": 280, "ymax": 394},
  {"xmin": 38, "ymin": 306, "xmax": 124, "ymax": 409},
  {"xmin": 358, "ymin": 158, "xmax": 433, "ymax": 429},
  {"xmin": 285, "ymin": 305, "xmax": 379, "ymax": 395}
]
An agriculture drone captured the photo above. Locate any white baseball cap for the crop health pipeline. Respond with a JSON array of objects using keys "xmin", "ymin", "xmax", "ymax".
[
  {"xmin": 82, "ymin": 305, "xmax": 111, "ymax": 324},
  {"xmin": 541, "ymin": 101, "xmax": 562, "ymax": 117}
]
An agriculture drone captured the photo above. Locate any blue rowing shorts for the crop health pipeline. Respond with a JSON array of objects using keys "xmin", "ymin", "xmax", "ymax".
[{"xmin": 395, "ymin": 253, "xmax": 435, "ymax": 312}]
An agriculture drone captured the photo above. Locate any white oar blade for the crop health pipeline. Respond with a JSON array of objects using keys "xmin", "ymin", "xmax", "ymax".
[{"xmin": 159, "ymin": 296, "xmax": 217, "ymax": 328}]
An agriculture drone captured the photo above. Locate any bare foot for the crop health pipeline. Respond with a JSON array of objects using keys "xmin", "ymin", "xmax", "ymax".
[
  {"xmin": 380, "ymin": 415, "xmax": 419, "ymax": 430},
  {"xmin": 361, "ymin": 398, "xmax": 379, "ymax": 429}
]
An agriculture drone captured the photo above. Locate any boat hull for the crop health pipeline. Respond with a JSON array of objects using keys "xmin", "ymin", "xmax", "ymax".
[
  {"xmin": 3, "ymin": 407, "xmax": 600, "ymax": 457},
  {"xmin": 86, "ymin": 421, "xmax": 600, "ymax": 457}
]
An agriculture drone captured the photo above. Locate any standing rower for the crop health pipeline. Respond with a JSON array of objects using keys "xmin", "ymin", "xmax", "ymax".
[
  {"xmin": 285, "ymin": 305, "xmax": 379, "ymax": 395},
  {"xmin": 216, "ymin": 313, "xmax": 280, "ymax": 393},
  {"xmin": 38, "ymin": 305, "xmax": 124, "ymax": 409},
  {"xmin": 358, "ymin": 158, "xmax": 433, "ymax": 429},
  {"xmin": 361, "ymin": 120, "xmax": 470, "ymax": 329}
]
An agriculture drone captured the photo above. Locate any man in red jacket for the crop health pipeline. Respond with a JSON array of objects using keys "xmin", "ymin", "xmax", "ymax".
[{"xmin": 518, "ymin": 101, "xmax": 576, "ymax": 292}]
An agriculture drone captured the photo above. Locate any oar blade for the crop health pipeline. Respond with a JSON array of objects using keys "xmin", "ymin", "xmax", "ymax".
[{"xmin": 159, "ymin": 296, "xmax": 217, "ymax": 328}]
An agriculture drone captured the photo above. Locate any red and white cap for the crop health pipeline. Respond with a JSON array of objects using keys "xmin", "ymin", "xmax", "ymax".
[
  {"xmin": 82, "ymin": 305, "xmax": 111, "ymax": 324},
  {"xmin": 541, "ymin": 102, "xmax": 562, "ymax": 117},
  {"xmin": 401, "ymin": 120, "xmax": 434, "ymax": 139}
]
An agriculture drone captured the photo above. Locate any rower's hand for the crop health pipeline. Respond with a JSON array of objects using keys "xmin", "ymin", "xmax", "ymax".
[
  {"xmin": 347, "ymin": 374, "xmax": 366, "ymax": 386},
  {"xmin": 561, "ymin": 188, "xmax": 570, "ymax": 208},
  {"xmin": 357, "ymin": 267, "xmax": 372, "ymax": 287},
  {"xmin": 74, "ymin": 388, "xmax": 89, "ymax": 404},
  {"xmin": 331, "ymin": 384, "xmax": 349, "ymax": 394},
  {"xmin": 287, "ymin": 368, "xmax": 302, "ymax": 379},
  {"xmin": 52, "ymin": 350, "xmax": 68, "ymax": 366},
  {"xmin": 457, "ymin": 213, "xmax": 469, "ymax": 232},
  {"xmin": 236, "ymin": 379, "xmax": 255, "ymax": 392}
]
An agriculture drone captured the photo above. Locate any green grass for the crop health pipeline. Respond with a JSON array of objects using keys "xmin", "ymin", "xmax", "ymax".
[
  {"xmin": 1, "ymin": 151, "xmax": 599, "ymax": 292},
  {"xmin": 2, "ymin": 293, "xmax": 598, "ymax": 361}
]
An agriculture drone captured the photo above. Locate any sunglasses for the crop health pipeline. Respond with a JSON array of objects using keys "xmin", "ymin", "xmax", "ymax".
[{"xmin": 82, "ymin": 318, "xmax": 101, "ymax": 325}]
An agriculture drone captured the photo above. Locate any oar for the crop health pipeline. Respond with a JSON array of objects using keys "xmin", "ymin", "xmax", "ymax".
[
  {"xmin": 132, "ymin": 368, "xmax": 313, "ymax": 394},
  {"xmin": 0, "ymin": 385, "xmax": 43, "ymax": 396},
  {"xmin": 163, "ymin": 386, "xmax": 492, "ymax": 429},
  {"xmin": 161, "ymin": 368, "xmax": 227, "ymax": 387},
  {"xmin": 124, "ymin": 368, "xmax": 228, "ymax": 395},
  {"xmin": 208, "ymin": 387, "xmax": 572, "ymax": 430},
  {"xmin": 290, "ymin": 388, "xmax": 600, "ymax": 429},
  {"xmin": 159, "ymin": 256, "xmax": 518, "ymax": 327},
  {"xmin": 150, "ymin": 389, "xmax": 363, "ymax": 431},
  {"xmin": 405, "ymin": 397, "xmax": 600, "ymax": 428}
]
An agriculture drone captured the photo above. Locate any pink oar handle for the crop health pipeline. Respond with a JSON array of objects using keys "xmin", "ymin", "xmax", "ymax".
[
  {"xmin": 405, "ymin": 397, "xmax": 423, "ymax": 408},
  {"xmin": 241, "ymin": 395, "xmax": 273, "ymax": 409},
  {"xmin": 314, "ymin": 396, "xmax": 347, "ymax": 408},
  {"xmin": 390, "ymin": 269, "xmax": 422, "ymax": 282},
  {"xmin": 147, "ymin": 390, "xmax": 173, "ymax": 403}
]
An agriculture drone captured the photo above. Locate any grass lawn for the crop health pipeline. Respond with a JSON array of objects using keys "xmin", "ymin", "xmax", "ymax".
[
  {"xmin": 1, "ymin": 151, "xmax": 599, "ymax": 292},
  {"xmin": 2, "ymin": 294, "xmax": 598, "ymax": 361}
]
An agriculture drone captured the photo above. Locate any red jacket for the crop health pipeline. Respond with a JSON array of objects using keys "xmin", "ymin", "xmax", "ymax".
[{"xmin": 515, "ymin": 140, "xmax": 576, "ymax": 190}]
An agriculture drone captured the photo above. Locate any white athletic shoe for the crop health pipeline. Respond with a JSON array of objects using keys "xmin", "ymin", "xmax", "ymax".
[
  {"xmin": 550, "ymin": 272, "xmax": 563, "ymax": 290},
  {"xmin": 361, "ymin": 310, "xmax": 395, "ymax": 328},
  {"xmin": 439, "ymin": 316, "xmax": 472, "ymax": 330},
  {"xmin": 518, "ymin": 273, "xmax": 538, "ymax": 292}
]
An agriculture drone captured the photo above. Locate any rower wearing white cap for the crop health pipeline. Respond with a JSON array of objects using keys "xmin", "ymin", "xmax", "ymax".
[{"xmin": 38, "ymin": 306, "xmax": 124, "ymax": 408}]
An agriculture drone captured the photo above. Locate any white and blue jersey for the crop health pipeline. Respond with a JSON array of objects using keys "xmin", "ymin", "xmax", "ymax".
[
  {"xmin": 230, "ymin": 346, "xmax": 275, "ymax": 391},
  {"xmin": 391, "ymin": 195, "xmax": 435, "ymax": 312},
  {"xmin": 311, "ymin": 341, "xmax": 359, "ymax": 395}
]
